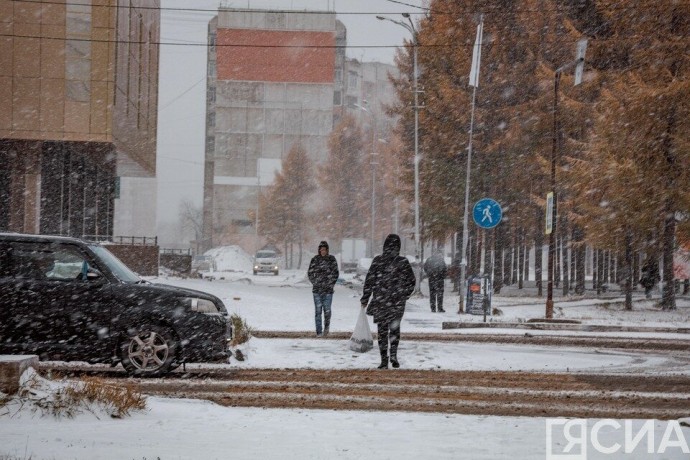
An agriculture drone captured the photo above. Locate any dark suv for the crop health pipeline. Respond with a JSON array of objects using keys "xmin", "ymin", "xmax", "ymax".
[{"xmin": 0, "ymin": 233, "xmax": 232, "ymax": 376}]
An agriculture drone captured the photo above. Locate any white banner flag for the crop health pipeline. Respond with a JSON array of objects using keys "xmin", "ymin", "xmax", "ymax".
[{"xmin": 469, "ymin": 19, "xmax": 484, "ymax": 87}]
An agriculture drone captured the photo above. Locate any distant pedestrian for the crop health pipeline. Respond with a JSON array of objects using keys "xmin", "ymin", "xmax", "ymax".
[
  {"xmin": 449, "ymin": 253, "xmax": 461, "ymax": 292},
  {"xmin": 639, "ymin": 256, "xmax": 660, "ymax": 299},
  {"xmin": 361, "ymin": 234, "xmax": 416, "ymax": 369},
  {"xmin": 308, "ymin": 241, "xmax": 339, "ymax": 337},
  {"xmin": 424, "ymin": 248, "xmax": 447, "ymax": 312}
]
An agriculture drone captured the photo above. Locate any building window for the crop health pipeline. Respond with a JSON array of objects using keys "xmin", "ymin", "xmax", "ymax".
[
  {"xmin": 348, "ymin": 71, "xmax": 358, "ymax": 88},
  {"xmin": 206, "ymin": 136, "xmax": 215, "ymax": 154},
  {"xmin": 207, "ymin": 86, "xmax": 216, "ymax": 104},
  {"xmin": 333, "ymin": 91, "xmax": 342, "ymax": 106},
  {"xmin": 345, "ymin": 95, "xmax": 357, "ymax": 108},
  {"xmin": 232, "ymin": 219, "xmax": 253, "ymax": 227},
  {"xmin": 209, "ymin": 33, "xmax": 216, "ymax": 53},
  {"xmin": 207, "ymin": 112, "xmax": 215, "ymax": 128},
  {"xmin": 335, "ymin": 68, "xmax": 343, "ymax": 82}
]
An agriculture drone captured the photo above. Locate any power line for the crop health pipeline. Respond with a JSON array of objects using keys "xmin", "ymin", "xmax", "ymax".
[
  {"xmin": 159, "ymin": 76, "xmax": 206, "ymax": 110},
  {"xmin": 0, "ymin": 32, "xmax": 418, "ymax": 47},
  {"xmin": 8, "ymin": 0, "xmax": 684, "ymax": 16},
  {"xmin": 2, "ymin": 32, "xmax": 687, "ymax": 50},
  {"xmin": 157, "ymin": 156, "xmax": 204, "ymax": 166},
  {"xmin": 384, "ymin": 0, "xmax": 431, "ymax": 11},
  {"xmin": 9, "ymin": 0, "xmax": 429, "ymax": 15}
]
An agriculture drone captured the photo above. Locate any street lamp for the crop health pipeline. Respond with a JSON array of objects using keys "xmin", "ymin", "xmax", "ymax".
[
  {"xmin": 355, "ymin": 102, "xmax": 381, "ymax": 257},
  {"xmin": 371, "ymin": 152, "xmax": 378, "ymax": 258},
  {"xmin": 377, "ymin": 13, "xmax": 422, "ymax": 293},
  {"xmin": 545, "ymin": 39, "xmax": 587, "ymax": 319}
]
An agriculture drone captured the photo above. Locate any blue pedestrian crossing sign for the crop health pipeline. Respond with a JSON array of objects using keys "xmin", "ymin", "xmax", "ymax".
[{"xmin": 473, "ymin": 198, "xmax": 502, "ymax": 229}]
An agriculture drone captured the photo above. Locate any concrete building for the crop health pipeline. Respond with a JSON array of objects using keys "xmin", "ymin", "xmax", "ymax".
[
  {"xmin": 202, "ymin": 8, "xmax": 338, "ymax": 251},
  {"xmin": 0, "ymin": 0, "xmax": 159, "ymax": 238},
  {"xmin": 338, "ymin": 58, "xmax": 402, "ymax": 253},
  {"xmin": 340, "ymin": 59, "xmax": 400, "ymax": 142}
]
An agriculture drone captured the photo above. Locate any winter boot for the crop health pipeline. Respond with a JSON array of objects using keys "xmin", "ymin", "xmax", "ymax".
[
  {"xmin": 390, "ymin": 355, "xmax": 400, "ymax": 368},
  {"xmin": 377, "ymin": 355, "xmax": 389, "ymax": 369},
  {"xmin": 324, "ymin": 316, "xmax": 331, "ymax": 337}
]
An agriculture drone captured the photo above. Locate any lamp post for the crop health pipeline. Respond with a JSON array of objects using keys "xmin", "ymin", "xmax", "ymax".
[
  {"xmin": 355, "ymin": 103, "xmax": 381, "ymax": 257},
  {"xmin": 545, "ymin": 39, "xmax": 587, "ymax": 319},
  {"xmin": 376, "ymin": 13, "xmax": 422, "ymax": 293},
  {"xmin": 371, "ymin": 152, "xmax": 378, "ymax": 258}
]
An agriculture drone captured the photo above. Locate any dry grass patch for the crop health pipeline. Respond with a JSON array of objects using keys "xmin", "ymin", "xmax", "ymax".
[
  {"xmin": 230, "ymin": 313, "xmax": 254, "ymax": 347},
  {"xmin": 1, "ymin": 370, "xmax": 146, "ymax": 419}
]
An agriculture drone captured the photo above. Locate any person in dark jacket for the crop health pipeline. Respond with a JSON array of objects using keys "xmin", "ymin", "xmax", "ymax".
[
  {"xmin": 639, "ymin": 256, "xmax": 660, "ymax": 299},
  {"xmin": 360, "ymin": 234, "xmax": 416, "ymax": 369},
  {"xmin": 308, "ymin": 241, "xmax": 339, "ymax": 336},
  {"xmin": 424, "ymin": 248, "xmax": 447, "ymax": 312}
]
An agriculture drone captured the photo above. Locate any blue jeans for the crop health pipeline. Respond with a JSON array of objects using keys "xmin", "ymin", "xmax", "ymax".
[{"xmin": 313, "ymin": 293, "xmax": 333, "ymax": 335}]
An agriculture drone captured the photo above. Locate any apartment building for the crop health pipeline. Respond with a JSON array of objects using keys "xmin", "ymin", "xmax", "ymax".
[{"xmin": 202, "ymin": 8, "xmax": 338, "ymax": 251}]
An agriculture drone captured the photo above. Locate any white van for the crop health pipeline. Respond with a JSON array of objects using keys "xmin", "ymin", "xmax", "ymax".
[{"xmin": 253, "ymin": 250, "xmax": 279, "ymax": 275}]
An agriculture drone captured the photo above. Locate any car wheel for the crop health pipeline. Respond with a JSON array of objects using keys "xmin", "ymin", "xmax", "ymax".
[
  {"xmin": 253, "ymin": 270, "xmax": 257, "ymax": 275},
  {"xmin": 274, "ymin": 270, "xmax": 279, "ymax": 276},
  {"xmin": 120, "ymin": 324, "xmax": 178, "ymax": 377}
]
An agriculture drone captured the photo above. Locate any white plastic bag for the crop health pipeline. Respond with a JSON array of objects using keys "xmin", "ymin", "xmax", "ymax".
[{"xmin": 349, "ymin": 307, "xmax": 374, "ymax": 353}]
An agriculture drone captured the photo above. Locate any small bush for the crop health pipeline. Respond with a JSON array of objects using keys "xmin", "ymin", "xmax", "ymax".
[{"xmin": 230, "ymin": 313, "xmax": 254, "ymax": 346}]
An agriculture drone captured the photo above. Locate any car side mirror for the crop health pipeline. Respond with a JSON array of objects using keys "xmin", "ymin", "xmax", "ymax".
[{"xmin": 86, "ymin": 268, "xmax": 104, "ymax": 281}]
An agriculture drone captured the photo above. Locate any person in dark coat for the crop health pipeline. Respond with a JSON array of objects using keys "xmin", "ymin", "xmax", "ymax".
[
  {"xmin": 308, "ymin": 241, "xmax": 339, "ymax": 336},
  {"xmin": 424, "ymin": 248, "xmax": 447, "ymax": 312},
  {"xmin": 360, "ymin": 234, "xmax": 416, "ymax": 369},
  {"xmin": 639, "ymin": 256, "xmax": 660, "ymax": 299}
]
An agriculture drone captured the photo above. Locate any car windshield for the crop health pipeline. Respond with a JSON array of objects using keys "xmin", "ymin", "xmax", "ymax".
[
  {"xmin": 89, "ymin": 245, "xmax": 141, "ymax": 283},
  {"xmin": 256, "ymin": 251, "xmax": 276, "ymax": 258}
]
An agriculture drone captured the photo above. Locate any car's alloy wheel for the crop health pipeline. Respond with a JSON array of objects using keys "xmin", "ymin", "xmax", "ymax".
[{"xmin": 121, "ymin": 324, "xmax": 177, "ymax": 376}]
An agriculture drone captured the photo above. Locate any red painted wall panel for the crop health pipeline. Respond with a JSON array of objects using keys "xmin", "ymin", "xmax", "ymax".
[{"xmin": 217, "ymin": 29, "xmax": 335, "ymax": 83}]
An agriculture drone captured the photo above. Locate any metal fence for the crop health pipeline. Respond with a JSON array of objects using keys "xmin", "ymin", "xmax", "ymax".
[
  {"xmin": 160, "ymin": 248, "xmax": 191, "ymax": 255},
  {"xmin": 83, "ymin": 235, "xmax": 158, "ymax": 246}
]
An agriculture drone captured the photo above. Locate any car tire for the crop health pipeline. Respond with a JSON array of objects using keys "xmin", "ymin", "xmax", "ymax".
[
  {"xmin": 274, "ymin": 270, "xmax": 279, "ymax": 276},
  {"xmin": 253, "ymin": 270, "xmax": 257, "ymax": 275},
  {"xmin": 120, "ymin": 324, "xmax": 178, "ymax": 377}
]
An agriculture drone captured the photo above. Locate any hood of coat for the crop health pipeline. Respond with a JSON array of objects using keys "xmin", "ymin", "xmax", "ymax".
[{"xmin": 382, "ymin": 234, "xmax": 401, "ymax": 257}]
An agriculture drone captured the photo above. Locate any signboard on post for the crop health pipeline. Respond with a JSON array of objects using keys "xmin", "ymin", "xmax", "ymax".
[
  {"xmin": 545, "ymin": 192, "xmax": 554, "ymax": 235},
  {"xmin": 574, "ymin": 38, "xmax": 588, "ymax": 86},
  {"xmin": 473, "ymin": 198, "xmax": 502, "ymax": 229},
  {"xmin": 466, "ymin": 275, "xmax": 492, "ymax": 316}
]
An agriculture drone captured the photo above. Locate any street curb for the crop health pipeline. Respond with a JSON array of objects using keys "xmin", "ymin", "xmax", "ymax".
[{"xmin": 441, "ymin": 322, "xmax": 690, "ymax": 333}]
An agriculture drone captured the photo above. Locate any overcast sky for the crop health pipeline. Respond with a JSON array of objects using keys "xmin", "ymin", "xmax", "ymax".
[{"xmin": 156, "ymin": 0, "xmax": 427, "ymax": 225}]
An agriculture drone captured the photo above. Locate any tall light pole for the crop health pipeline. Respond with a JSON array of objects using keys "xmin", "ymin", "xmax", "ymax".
[
  {"xmin": 355, "ymin": 102, "xmax": 380, "ymax": 257},
  {"xmin": 371, "ymin": 153, "xmax": 378, "ymax": 258},
  {"xmin": 546, "ymin": 39, "xmax": 587, "ymax": 319},
  {"xmin": 377, "ymin": 13, "xmax": 422, "ymax": 293}
]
